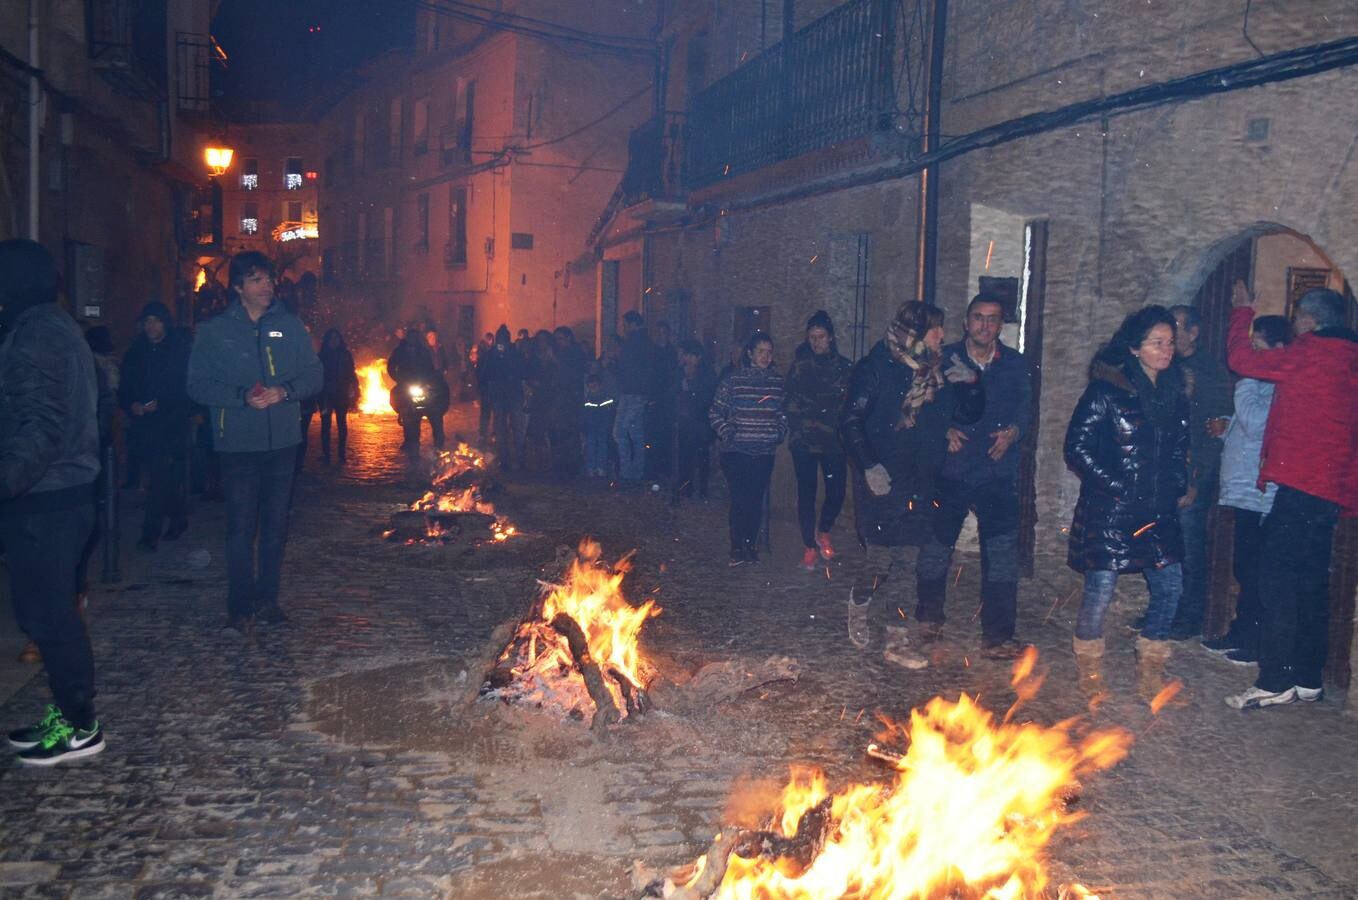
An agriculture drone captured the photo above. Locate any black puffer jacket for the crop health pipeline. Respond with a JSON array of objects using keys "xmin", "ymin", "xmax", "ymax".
[
  {"xmin": 784, "ymin": 342, "xmax": 852, "ymax": 455},
  {"xmin": 1064, "ymin": 359, "xmax": 1190, "ymax": 573},
  {"xmin": 840, "ymin": 341, "xmax": 984, "ymax": 546}
]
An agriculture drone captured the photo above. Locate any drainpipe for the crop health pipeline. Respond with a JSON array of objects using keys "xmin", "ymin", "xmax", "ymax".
[
  {"xmin": 27, "ymin": 0, "xmax": 40, "ymax": 240},
  {"xmin": 915, "ymin": 0, "xmax": 947, "ymax": 304}
]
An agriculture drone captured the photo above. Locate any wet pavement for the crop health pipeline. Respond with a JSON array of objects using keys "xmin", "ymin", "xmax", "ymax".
[{"xmin": 1, "ymin": 405, "xmax": 1356, "ymax": 898}]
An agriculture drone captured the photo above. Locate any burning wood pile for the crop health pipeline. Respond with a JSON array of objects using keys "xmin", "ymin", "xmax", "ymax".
[
  {"xmin": 385, "ymin": 443, "xmax": 518, "ymax": 544},
  {"xmin": 356, "ymin": 359, "xmax": 394, "ymax": 415},
  {"xmin": 480, "ymin": 540, "xmax": 660, "ymax": 728},
  {"xmin": 639, "ymin": 650, "xmax": 1132, "ymax": 899}
]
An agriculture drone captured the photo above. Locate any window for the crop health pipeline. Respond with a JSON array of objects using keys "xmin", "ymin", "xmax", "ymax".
[
  {"xmin": 416, "ymin": 192, "xmax": 430, "ymax": 251},
  {"xmin": 285, "ymin": 200, "xmax": 303, "ymax": 222},
  {"xmin": 284, "ymin": 157, "xmax": 304, "ymax": 190},
  {"xmin": 388, "ymin": 98, "xmax": 403, "ymax": 164},
  {"xmin": 241, "ymin": 158, "xmax": 259, "ymax": 190},
  {"xmin": 240, "ymin": 201, "xmax": 259, "ymax": 235},
  {"xmin": 445, "ymin": 186, "xmax": 467, "ymax": 267},
  {"xmin": 443, "ymin": 79, "xmax": 475, "ymax": 166},
  {"xmin": 356, "ymin": 211, "xmax": 368, "ymax": 276},
  {"xmin": 383, "ymin": 207, "xmax": 397, "ymax": 277},
  {"xmin": 511, "ymin": 232, "xmax": 534, "ymax": 250},
  {"xmin": 413, "ymin": 98, "xmax": 430, "ymax": 155}
]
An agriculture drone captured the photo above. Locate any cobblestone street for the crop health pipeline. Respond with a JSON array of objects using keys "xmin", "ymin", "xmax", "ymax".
[{"xmin": 1, "ymin": 408, "xmax": 1356, "ymax": 898}]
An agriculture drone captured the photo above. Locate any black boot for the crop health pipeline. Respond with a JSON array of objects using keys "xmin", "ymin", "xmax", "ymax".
[{"xmin": 914, "ymin": 578, "xmax": 947, "ymax": 638}]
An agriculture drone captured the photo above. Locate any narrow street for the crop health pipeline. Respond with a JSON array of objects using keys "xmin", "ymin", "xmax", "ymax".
[{"xmin": 1, "ymin": 408, "xmax": 1356, "ymax": 898}]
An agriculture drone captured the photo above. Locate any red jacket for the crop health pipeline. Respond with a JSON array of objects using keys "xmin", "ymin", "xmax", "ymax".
[{"xmin": 1226, "ymin": 307, "xmax": 1358, "ymax": 514}]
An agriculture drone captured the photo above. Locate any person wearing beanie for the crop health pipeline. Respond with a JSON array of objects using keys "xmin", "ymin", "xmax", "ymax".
[
  {"xmin": 0, "ymin": 239, "xmax": 106, "ymax": 765},
  {"xmin": 784, "ymin": 310, "xmax": 852, "ymax": 570},
  {"xmin": 119, "ymin": 301, "xmax": 192, "ymax": 550}
]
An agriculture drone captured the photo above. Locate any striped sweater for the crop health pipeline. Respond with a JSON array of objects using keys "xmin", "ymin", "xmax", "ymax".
[{"xmin": 709, "ymin": 364, "xmax": 787, "ymax": 455}]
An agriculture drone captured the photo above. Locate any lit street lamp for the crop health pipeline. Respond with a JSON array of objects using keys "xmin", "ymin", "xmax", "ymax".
[{"xmin": 204, "ymin": 145, "xmax": 235, "ymax": 176}]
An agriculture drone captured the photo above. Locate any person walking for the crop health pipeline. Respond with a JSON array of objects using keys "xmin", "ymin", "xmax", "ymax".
[
  {"xmin": 614, "ymin": 311, "xmax": 653, "ymax": 486},
  {"xmin": 317, "ymin": 328, "xmax": 358, "ymax": 464},
  {"xmin": 187, "ymin": 251, "xmax": 322, "ymax": 633},
  {"xmin": 553, "ymin": 327, "xmax": 587, "ymax": 478},
  {"xmin": 841, "ymin": 301, "xmax": 983, "ymax": 670},
  {"xmin": 480, "ymin": 325, "xmax": 525, "ymax": 470},
  {"xmin": 674, "ymin": 340, "xmax": 717, "ymax": 501},
  {"xmin": 916, "ymin": 295, "xmax": 1033, "ymax": 658},
  {"xmin": 0, "ymin": 239, "xmax": 105, "ymax": 765},
  {"xmin": 709, "ymin": 332, "xmax": 786, "ymax": 565},
  {"xmin": 1223, "ymin": 282, "xmax": 1358, "ymax": 710},
  {"xmin": 1065, "ymin": 306, "xmax": 1189, "ymax": 704},
  {"xmin": 784, "ymin": 310, "xmax": 852, "ymax": 570},
  {"xmin": 118, "ymin": 301, "xmax": 192, "ymax": 551}
]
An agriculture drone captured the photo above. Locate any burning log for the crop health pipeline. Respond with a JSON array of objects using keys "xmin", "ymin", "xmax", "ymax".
[{"xmin": 550, "ymin": 612, "xmax": 621, "ymax": 730}]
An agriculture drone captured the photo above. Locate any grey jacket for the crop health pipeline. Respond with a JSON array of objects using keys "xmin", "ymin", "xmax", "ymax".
[
  {"xmin": 1217, "ymin": 378, "xmax": 1277, "ymax": 514},
  {"xmin": 0, "ymin": 304, "xmax": 99, "ymax": 509},
  {"xmin": 187, "ymin": 300, "xmax": 322, "ymax": 453}
]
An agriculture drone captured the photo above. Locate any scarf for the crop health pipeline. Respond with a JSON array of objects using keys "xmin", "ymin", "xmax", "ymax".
[{"xmin": 883, "ymin": 316, "xmax": 945, "ymax": 430}]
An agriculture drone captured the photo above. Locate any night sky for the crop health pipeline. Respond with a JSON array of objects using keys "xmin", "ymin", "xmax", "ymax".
[{"xmin": 211, "ymin": 0, "xmax": 416, "ymax": 113}]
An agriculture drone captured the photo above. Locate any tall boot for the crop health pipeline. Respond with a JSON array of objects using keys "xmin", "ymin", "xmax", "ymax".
[
  {"xmin": 1072, "ymin": 636, "xmax": 1105, "ymax": 699},
  {"xmin": 914, "ymin": 577, "xmax": 948, "ymax": 643},
  {"xmin": 1134, "ymin": 636, "xmax": 1177, "ymax": 705}
]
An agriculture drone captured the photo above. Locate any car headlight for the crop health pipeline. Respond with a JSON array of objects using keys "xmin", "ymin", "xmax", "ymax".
[{"xmin": 408, "ymin": 384, "xmax": 426, "ymax": 401}]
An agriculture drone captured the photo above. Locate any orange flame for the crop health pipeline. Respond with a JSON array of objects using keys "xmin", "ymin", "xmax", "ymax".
[
  {"xmin": 357, "ymin": 360, "xmax": 394, "ymax": 415},
  {"xmin": 1149, "ymin": 680, "xmax": 1183, "ymax": 714},
  {"xmin": 677, "ymin": 653, "xmax": 1131, "ymax": 899}
]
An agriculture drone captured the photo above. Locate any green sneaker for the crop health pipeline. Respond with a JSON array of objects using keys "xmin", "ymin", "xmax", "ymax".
[
  {"xmin": 16, "ymin": 716, "xmax": 104, "ymax": 767},
  {"xmin": 7, "ymin": 704, "xmax": 62, "ymax": 750}
]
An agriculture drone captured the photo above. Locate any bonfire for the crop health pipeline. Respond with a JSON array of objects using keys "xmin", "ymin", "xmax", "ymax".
[
  {"xmin": 481, "ymin": 540, "xmax": 661, "ymax": 727},
  {"xmin": 653, "ymin": 650, "xmax": 1132, "ymax": 900},
  {"xmin": 385, "ymin": 444, "xmax": 518, "ymax": 544},
  {"xmin": 357, "ymin": 360, "xmax": 394, "ymax": 415}
]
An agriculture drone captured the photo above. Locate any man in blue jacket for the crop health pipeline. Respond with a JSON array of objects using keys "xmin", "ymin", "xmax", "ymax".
[
  {"xmin": 187, "ymin": 252, "xmax": 321, "ymax": 633},
  {"xmin": 915, "ymin": 295, "xmax": 1033, "ymax": 658}
]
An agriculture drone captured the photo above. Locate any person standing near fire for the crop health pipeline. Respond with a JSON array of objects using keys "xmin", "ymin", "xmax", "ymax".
[
  {"xmin": 187, "ymin": 251, "xmax": 322, "ymax": 633},
  {"xmin": 840, "ymin": 301, "xmax": 983, "ymax": 671}
]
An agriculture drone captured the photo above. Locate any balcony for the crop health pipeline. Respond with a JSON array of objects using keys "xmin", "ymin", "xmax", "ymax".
[
  {"xmin": 686, "ymin": 0, "xmax": 904, "ymax": 188},
  {"xmin": 620, "ymin": 112, "xmax": 687, "ymax": 205}
]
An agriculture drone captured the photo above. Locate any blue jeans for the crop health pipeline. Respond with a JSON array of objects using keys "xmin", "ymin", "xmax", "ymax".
[
  {"xmin": 1174, "ymin": 483, "xmax": 1213, "ymax": 628},
  {"xmin": 583, "ymin": 425, "xmax": 611, "ymax": 475},
  {"xmin": 1076, "ymin": 564, "xmax": 1182, "ymax": 641},
  {"xmin": 613, "ymin": 394, "xmax": 647, "ymax": 481},
  {"xmin": 221, "ymin": 447, "xmax": 296, "ymax": 619}
]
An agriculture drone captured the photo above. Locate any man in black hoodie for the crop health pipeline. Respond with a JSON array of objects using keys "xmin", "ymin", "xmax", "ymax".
[
  {"xmin": 0, "ymin": 239, "xmax": 105, "ymax": 765},
  {"xmin": 119, "ymin": 301, "xmax": 191, "ymax": 550}
]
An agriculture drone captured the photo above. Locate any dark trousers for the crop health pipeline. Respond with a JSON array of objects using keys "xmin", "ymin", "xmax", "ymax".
[
  {"xmin": 1256, "ymin": 485, "xmax": 1339, "ymax": 692},
  {"xmin": 492, "ymin": 405, "xmax": 524, "ymax": 469},
  {"xmin": 0, "ymin": 503, "xmax": 97, "ymax": 727},
  {"xmin": 720, "ymin": 451, "xmax": 774, "ymax": 556},
  {"xmin": 790, "ymin": 449, "xmax": 846, "ymax": 548},
  {"xmin": 477, "ymin": 398, "xmax": 492, "ymax": 442},
  {"xmin": 1222, "ymin": 507, "xmax": 1267, "ymax": 651},
  {"xmin": 675, "ymin": 429, "xmax": 712, "ymax": 499},
  {"xmin": 401, "ymin": 409, "xmax": 446, "ymax": 451},
  {"xmin": 221, "ymin": 447, "xmax": 296, "ymax": 619},
  {"xmin": 916, "ymin": 476, "xmax": 1020, "ymax": 645},
  {"xmin": 1174, "ymin": 480, "xmax": 1215, "ymax": 628},
  {"xmin": 319, "ymin": 408, "xmax": 349, "ymax": 461},
  {"xmin": 645, "ymin": 409, "xmax": 675, "ymax": 480},
  {"xmin": 142, "ymin": 441, "xmax": 187, "ymax": 544}
]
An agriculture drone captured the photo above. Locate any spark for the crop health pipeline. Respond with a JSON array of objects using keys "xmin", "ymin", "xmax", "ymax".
[
  {"xmin": 1042, "ymin": 586, "xmax": 1080, "ymax": 625},
  {"xmin": 1149, "ymin": 680, "xmax": 1183, "ymax": 714},
  {"xmin": 985, "ymin": 239, "xmax": 995, "ymax": 271},
  {"xmin": 853, "ymin": 708, "xmax": 865, "ymax": 723},
  {"xmin": 896, "ymin": 607, "xmax": 906, "ymax": 619},
  {"xmin": 809, "ymin": 254, "xmax": 819, "ymax": 263},
  {"xmin": 954, "ymin": 565, "xmax": 965, "ymax": 586},
  {"xmin": 1132, "ymin": 522, "xmax": 1156, "ymax": 537}
]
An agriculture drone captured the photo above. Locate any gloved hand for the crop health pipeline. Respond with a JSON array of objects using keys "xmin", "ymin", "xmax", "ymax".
[
  {"xmin": 865, "ymin": 463, "xmax": 892, "ymax": 496},
  {"xmin": 943, "ymin": 353, "xmax": 978, "ymax": 384}
]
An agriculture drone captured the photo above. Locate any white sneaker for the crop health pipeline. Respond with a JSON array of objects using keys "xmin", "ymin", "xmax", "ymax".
[
  {"xmin": 1225, "ymin": 685, "xmax": 1297, "ymax": 710},
  {"xmin": 1294, "ymin": 686, "xmax": 1324, "ymax": 703},
  {"xmin": 883, "ymin": 628, "xmax": 928, "ymax": 670}
]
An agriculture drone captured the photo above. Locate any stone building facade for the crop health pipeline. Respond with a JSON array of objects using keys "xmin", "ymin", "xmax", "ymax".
[{"xmin": 594, "ymin": 0, "xmax": 1358, "ymax": 689}]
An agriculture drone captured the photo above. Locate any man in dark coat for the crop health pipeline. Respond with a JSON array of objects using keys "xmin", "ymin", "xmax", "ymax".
[
  {"xmin": 840, "ymin": 302, "xmax": 983, "ymax": 670},
  {"xmin": 916, "ymin": 296, "xmax": 1033, "ymax": 658},
  {"xmin": 613, "ymin": 311, "xmax": 653, "ymax": 484},
  {"xmin": 119, "ymin": 301, "xmax": 191, "ymax": 550},
  {"xmin": 479, "ymin": 325, "xmax": 525, "ymax": 470},
  {"xmin": 673, "ymin": 339, "xmax": 717, "ymax": 501},
  {"xmin": 387, "ymin": 324, "xmax": 449, "ymax": 453},
  {"xmin": 0, "ymin": 239, "xmax": 105, "ymax": 765}
]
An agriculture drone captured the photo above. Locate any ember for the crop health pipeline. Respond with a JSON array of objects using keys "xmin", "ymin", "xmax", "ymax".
[
  {"xmin": 387, "ymin": 444, "xmax": 518, "ymax": 545},
  {"xmin": 356, "ymin": 360, "xmax": 394, "ymax": 415},
  {"xmin": 481, "ymin": 539, "xmax": 660, "ymax": 728},
  {"xmin": 659, "ymin": 653, "xmax": 1131, "ymax": 899}
]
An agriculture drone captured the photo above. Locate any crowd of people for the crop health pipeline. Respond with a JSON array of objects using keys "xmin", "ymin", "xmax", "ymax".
[{"xmin": 2, "ymin": 237, "xmax": 1356, "ymax": 766}]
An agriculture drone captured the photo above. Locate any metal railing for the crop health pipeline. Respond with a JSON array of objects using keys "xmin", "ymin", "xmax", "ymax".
[
  {"xmin": 620, "ymin": 112, "xmax": 687, "ymax": 204},
  {"xmin": 175, "ymin": 33, "xmax": 210, "ymax": 112},
  {"xmin": 687, "ymin": 0, "xmax": 898, "ymax": 187}
]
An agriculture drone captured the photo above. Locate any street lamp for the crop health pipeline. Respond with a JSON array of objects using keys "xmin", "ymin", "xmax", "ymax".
[{"xmin": 204, "ymin": 145, "xmax": 234, "ymax": 176}]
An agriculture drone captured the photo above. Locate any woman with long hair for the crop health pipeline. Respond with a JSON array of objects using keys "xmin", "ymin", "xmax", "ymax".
[
  {"xmin": 708, "ymin": 331, "xmax": 786, "ymax": 566},
  {"xmin": 1064, "ymin": 305, "xmax": 1189, "ymax": 704},
  {"xmin": 317, "ymin": 328, "xmax": 358, "ymax": 464}
]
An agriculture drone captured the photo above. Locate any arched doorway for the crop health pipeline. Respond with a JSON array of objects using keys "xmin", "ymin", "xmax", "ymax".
[{"xmin": 1188, "ymin": 226, "xmax": 1357, "ymax": 693}]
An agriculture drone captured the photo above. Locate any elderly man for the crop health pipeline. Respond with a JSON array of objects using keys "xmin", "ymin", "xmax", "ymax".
[{"xmin": 1224, "ymin": 282, "xmax": 1358, "ymax": 710}]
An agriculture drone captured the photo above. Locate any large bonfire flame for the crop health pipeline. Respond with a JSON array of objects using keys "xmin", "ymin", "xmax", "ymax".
[
  {"xmin": 482, "ymin": 539, "xmax": 660, "ymax": 724},
  {"xmin": 357, "ymin": 359, "xmax": 394, "ymax": 415},
  {"xmin": 665, "ymin": 650, "xmax": 1131, "ymax": 900}
]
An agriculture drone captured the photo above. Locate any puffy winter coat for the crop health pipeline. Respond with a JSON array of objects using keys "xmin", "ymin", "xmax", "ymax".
[
  {"xmin": 784, "ymin": 342, "xmax": 852, "ymax": 455},
  {"xmin": 1217, "ymin": 378, "xmax": 1276, "ymax": 514},
  {"xmin": 1064, "ymin": 360, "xmax": 1189, "ymax": 573},
  {"xmin": 1226, "ymin": 307, "xmax": 1358, "ymax": 514},
  {"xmin": 840, "ymin": 341, "xmax": 984, "ymax": 546},
  {"xmin": 119, "ymin": 329, "xmax": 192, "ymax": 440}
]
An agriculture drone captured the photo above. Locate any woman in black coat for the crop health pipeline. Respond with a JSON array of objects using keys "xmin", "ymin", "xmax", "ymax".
[
  {"xmin": 318, "ymin": 328, "xmax": 358, "ymax": 464},
  {"xmin": 1064, "ymin": 305, "xmax": 1189, "ymax": 704}
]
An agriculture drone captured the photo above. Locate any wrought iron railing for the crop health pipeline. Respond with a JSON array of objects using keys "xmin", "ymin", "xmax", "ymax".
[
  {"xmin": 687, "ymin": 0, "xmax": 898, "ymax": 187},
  {"xmin": 86, "ymin": 0, "xmax": 132, "ymax": 60},
  {"xmin": 620, "ymin": 112, "xmax": 687, "ymax": 204}
]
